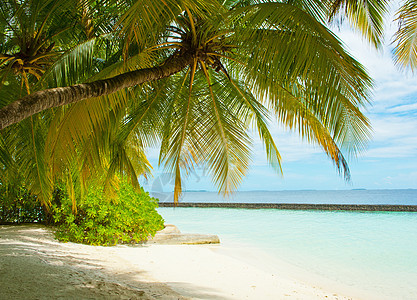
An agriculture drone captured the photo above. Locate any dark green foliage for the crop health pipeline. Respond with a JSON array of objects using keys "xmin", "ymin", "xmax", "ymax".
[
  {"xmin": 0, "ymin": 185, "xmax": 46, "ymax": 224},
  {"xmin": 53, "ymin": 180, "xmax": 164, "ymax": 246}
]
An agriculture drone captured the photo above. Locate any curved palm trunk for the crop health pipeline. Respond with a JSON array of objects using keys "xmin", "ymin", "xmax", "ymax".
[{"xmin": 0, "ymin": 51, "xmax": 194, "ymax": 130}]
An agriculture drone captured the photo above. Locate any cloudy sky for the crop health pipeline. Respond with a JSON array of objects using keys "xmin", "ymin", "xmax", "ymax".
[{"xmin": 143, "ymin": 13, "xmax": 417, "ymax": 192}]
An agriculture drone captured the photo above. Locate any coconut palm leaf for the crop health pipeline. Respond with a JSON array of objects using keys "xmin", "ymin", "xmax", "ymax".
[
  {"xmin": 393, "ymin": 0, "xmax": 417, "ymax": 70},
  {"xmin": 0, "ymin": 131, "xmax": 19, "ymax": 180},
  {"xmin": 37, "ymin": 38, "xmax": 97, "ymax": 88},
  {"xmin": 225, "ymin": 76, "xmax": 283, "ymax": 174},
  {"xmin": 0, "ymin": 0, "xmax": 80, "ymax": 86},
  {"xmin": 117, "ymin": 0, "xmax": 222, "ymax": 51},
  {"xmin": 13, "ymin": 116, "xmax": 54, "ymax": 206},
  {"xmin": 328, "ymin": 0, "xmax": 389, "ymax": 48},
  {"xmin": 229, "ymin": 2, "xmax": 372, "ymax": 158},
  {"xmin": 198, "ymin": 65, "xmax": 252, "ymax": 193}
]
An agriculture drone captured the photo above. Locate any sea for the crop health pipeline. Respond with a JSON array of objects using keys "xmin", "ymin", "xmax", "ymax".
[{"xmin": 155, "ymin": 189, "xmax": 417, "ymax": 299}]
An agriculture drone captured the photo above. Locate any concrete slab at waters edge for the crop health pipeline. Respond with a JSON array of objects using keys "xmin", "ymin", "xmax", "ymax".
[{"xmin": 147, "ymin": 224, "xmax": 220, "ymax": 245}]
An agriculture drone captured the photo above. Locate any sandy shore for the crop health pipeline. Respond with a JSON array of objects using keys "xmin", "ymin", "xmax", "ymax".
[{"xmin": 0, "ymin": 225, "xmax": 358, "ymax": 299}]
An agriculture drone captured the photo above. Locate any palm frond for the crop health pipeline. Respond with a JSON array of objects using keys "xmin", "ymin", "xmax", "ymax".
[
  {"xmin": 393, "ymin": 0, "xmax": 417, "ymax": 70},
  {"xmin": 230, "ymin": 2, "xmax": 372, "ymax": 160},
  {"xmin": 0, "ymin": 70, "xmax": 23, "ymax": 108},
  {"xmin": 199, "ymin": 65, "xmax": 252, "ymax": 193},
  {"xmin": 14, "ymin": 116, "xmax": 53, "ymax": 206},
  {"xmin": 328, "ymin": 0, "xmax": 389, "ymax": 48},
  {"xmin": 38, "ymin": 38, "xmax": 97, "ymax": 88},
  {"xmin": 271, "ymin": 84, "xmax": 353, "ymax": 179},
  {"xmin": 226, "ymin": 76, "xmax": 283, "ymax": 174},
  {"xmin": 117, "ymin": 0, "xmax": 222, "ymax": 52}
]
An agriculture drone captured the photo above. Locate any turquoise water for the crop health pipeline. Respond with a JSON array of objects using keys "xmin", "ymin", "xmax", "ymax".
[
  {"xmin": 154, "ymin": 189, "xmax": 417, "ymax": 205},
  {"xmin": 157, "ymin": 207, "xmax": 417, "ymax": 299}
]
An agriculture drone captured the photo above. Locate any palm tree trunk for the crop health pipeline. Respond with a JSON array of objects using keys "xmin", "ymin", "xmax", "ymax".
[{"xmin": 0, "ymin": 51, "xmax": 194, "ymax": 130}]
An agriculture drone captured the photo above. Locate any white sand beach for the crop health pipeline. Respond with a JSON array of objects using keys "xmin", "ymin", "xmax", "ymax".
[{"xmin": 0, "ymin": 225, "xmax": 364, "ymax": 299}]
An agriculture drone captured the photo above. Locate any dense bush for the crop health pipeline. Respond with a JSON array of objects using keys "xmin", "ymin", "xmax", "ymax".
[
  {"xmin": 0, "ymin": 186, "xmax": 46, "ymax": 224},
  {"xmin": 53, "ymin": 180, "xmax": 164, "ymax": 245}
]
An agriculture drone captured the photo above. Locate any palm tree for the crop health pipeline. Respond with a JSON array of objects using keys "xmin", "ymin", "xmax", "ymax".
[
  {"xmin": 0, "ymin": 0, "xmax": 82, "ymax": 205},
  {"xmin": 1, "ymin": 0, "xmax": 382, "ymax": 203},
  {"xmin": 0, "ymin": 0, "xmax": 152, "ymax": 206}
]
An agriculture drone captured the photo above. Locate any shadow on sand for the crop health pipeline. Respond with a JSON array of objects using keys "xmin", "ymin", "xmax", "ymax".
[{"xmin": 0, "ymin": 225, "xmax": 232, "ymax": 300}]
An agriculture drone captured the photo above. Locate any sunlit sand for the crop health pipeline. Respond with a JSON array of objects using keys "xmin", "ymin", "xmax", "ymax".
[{"xmin": 0, "ymin": 224, "xmax": 368, "ymax": 299}]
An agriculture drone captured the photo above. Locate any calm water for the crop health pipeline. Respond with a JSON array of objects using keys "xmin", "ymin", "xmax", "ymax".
[
  {"xmin": 157, "ymin": 190, "xmax": 417, "ymax": 299},
  {"xmin": 154, "ymin": 189, "xmax": 417, "ymax": 205}
]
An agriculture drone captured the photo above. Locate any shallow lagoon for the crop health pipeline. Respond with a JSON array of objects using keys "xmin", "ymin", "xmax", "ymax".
[{"xmin": 158, "ymin": 206, "xmax": 417, "ymax": 299}]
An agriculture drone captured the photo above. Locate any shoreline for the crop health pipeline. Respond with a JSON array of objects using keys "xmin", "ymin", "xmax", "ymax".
[{"xmin": 0, "ymin": 224, "xmax": 376, "ymax": 299}]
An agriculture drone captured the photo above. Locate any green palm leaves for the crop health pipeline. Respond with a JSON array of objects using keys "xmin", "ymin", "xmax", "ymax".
[
  {"xmin": 230, "ymin": 2, "xmax": 372, "ymax": 161},
  {"xmin": 0, "ymin": 0, "xmax": 383, "ymax": 205},
  {"xmin": 329, "ymin": 0, "xmax": 417, "ymax": 71},
  {"xmin": 328, "ymin": 0, "xmax": 389, "ymax": 48},
  {"xmin": 112, "ymin": 1, "xmax": 373, "ymax": 201},
  {"xmin": 394, "ymin": 0, "xmax": 417, "ymax": 70},
  {"xmin": 0, "ymin": 0, "xmax": 78, "ymax": 90}
]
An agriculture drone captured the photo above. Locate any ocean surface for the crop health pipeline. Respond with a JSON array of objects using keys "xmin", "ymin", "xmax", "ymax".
[
  {"xmin": 153, "ymin": 189, "xmax": 417, "ymax": 205},
  {"xmin": 156, "ymin": 189, "xmax": 417, "ymax": 299}
]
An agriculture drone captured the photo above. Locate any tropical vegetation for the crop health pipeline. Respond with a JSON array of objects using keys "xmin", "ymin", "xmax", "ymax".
[
  {"xmin": 0, "ymin": 184, "xmax": 46, "ymax": 224},
  {"xmin": 53, "ymin": 179, "xmax": 164, "ymax": 245},
  {"xmin": 2, "ymin": 0, "xmax": 414, "ymax": 212}
]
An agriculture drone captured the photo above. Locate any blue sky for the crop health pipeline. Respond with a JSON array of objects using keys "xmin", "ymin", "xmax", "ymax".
[{"xmin": 142, "ymin": 19, "xmax": 417, "ymax": 192}]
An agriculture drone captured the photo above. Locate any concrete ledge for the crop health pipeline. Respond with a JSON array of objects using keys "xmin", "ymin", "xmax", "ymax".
[{"xmin": 158, "ymin": 202, "xmax": 417, "ymax": 212}]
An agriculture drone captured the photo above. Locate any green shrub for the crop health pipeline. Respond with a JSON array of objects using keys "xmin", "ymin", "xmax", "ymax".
[
  {"xmin": 53, "ymin": 180, "xmax": 164, "ymax": 245},
  {"xmin": 0, "ymin": 185, "xmax": 46, "ymax": 224}
]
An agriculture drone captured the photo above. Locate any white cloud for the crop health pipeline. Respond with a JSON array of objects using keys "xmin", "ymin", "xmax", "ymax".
[
  {"xmin": 370, "ymin": 115, "xmax": 417, "ymax": 140},
  {"xmin": 251, "ymin": 126, "xmax": 322, "ymax": 166},
  {"xmin": 364, "ymin": 144, "xmax": 417, "ymax": 158},
  {"xmin": 334, "ymin": 20, "xmax": 417, "ymax": 114},
  {"xmin": 387, "ymin": 102, "xmax": 417, "ymax": 113},
  {"xmin": 360, "ymin": 113, "xmax": 417, "ymax": 158}
]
